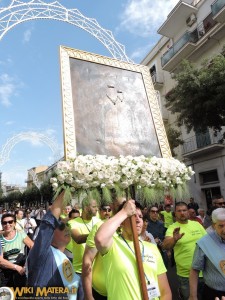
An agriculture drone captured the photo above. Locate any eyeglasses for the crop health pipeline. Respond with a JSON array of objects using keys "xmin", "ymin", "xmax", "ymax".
[
  {"xmin": 150, "ymin": 210, "xmax": 158, "ymax": 213},
  {"xmin": 2, "ymin": 220, "xmax": 14, "ymax": 225},
  {"xmin": 102, "ymin": 208, "xmax": 112, "ymax": 212},
  {"xmin": 216, "ymin": 202, "xmax": 225, "ymax": 206}
]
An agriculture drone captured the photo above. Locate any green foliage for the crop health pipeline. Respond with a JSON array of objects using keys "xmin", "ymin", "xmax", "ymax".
[
  {"xmin": 39, "ymin": 180, "xmax": 54, "ymax": 203},
  {"xmin": 2, "ymin": 191, "xmax": 22, "ymax": 205},
  {"xmin": 22, "ymin": 186, "xmax": 41, "ymax": 206},
  {"xmin": 164, "ymin": 123, "xmax": 183, "ymax": 156},
  {"xmin": 165, "ymin": 54, "xmax": 225, "ymax": 138}
]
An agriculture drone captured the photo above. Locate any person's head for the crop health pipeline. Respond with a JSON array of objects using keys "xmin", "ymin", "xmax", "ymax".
[
  {"xmin": 165, "ymin": 204, "xmax": 172, "ymax": 212},
  {"xmin": 111, "ymin": 193, "xmax": 127, "ymax": 215},
  {"xmin": 142, "ymin": 215, "xmax": 149, "ymax": 232},
  {"xmin": 52, "ymin": 221, "xmax": 71, "ymax": 249},
  {"xmin": 99, "ymin": 205, "xmax": 112, "ymax": 220},
  {"xmin": 188, "ymin": 208, "xmax": 196, "ymax": 219},
  {"xmin": 197, "ymin": 208, "xmax": 205, "ymax": 217},
  {"xmin": 211, "ymin": 208, "xmax": 225, "ymax": 240},
  {"xmin": 149, "ymin": 206, "xmax": 159, "ymax": 222},
  {"xmin": 189, "ymin": 197, "xmax": 194, "ymax": 203},
  {"xmin": 68, "ymin": 209, "xmax": 80, "ymax": 219},
  {"xmin": 1, "ymin": 213, "xmax": 16, "ymax": 233},
  {"xmin": 82, "ymin": 198, "xmax": 98, "ymax": 219},
  {"xmin": 120, "ymin": 201, "xmax": 144, "ymax": 237},
  {"xmin": 175, "ymin": 202, "xmax": 189, "ymax": 223},
  {"xmin": 2, "ymin": 209, "xmax": 7, "ymax": 214},
  {"xmin": 25, "ymin": 210, "xmax": 31, "ymax": 218},
  {"xmin": 212, "ymin": 195, "xmax": 225, "ymax": 208},
  {"xmin": 63, "ymin": 205, "xmax": 72, "ymax": 216},
  {"xmin": 73, "ymin": 203, "xmax": 80, "ymax": 210},
  {"xmin": 15, "ymin": 209, "xmax": 24, "ymax": 220}
]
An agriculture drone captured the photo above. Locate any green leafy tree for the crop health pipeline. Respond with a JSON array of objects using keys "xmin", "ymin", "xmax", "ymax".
[
  {"xmin": 3, "ymin": 191, "xmax": 22, "ymax": 207},
  {"xmin": 22, "ymin": 186, "xmax": 41, "ymax": 207},
  {"xmin": 39, "ymin": 179, "xmax": 54, "ymax": 205},
  {"xmin": 165, "ymin": 53, "xmax": 225, "ymax": 139},
  {"xmin": 164, "ymin": 122, "xmax": 183, "ymax": 156}
]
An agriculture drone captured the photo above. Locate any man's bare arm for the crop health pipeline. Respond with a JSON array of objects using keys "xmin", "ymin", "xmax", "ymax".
[
  {"xmin": 82, "ymin": 246, "xmax": 98, "ymax": 300},
  {"xmin": 71, "ymin": 228, "xmax": 89, "ymax": 244}
]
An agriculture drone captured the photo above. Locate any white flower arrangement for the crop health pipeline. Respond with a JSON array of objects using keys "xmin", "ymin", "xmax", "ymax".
[{"xmin": 50, "ymin": 155, "xmax": 194, "ymax": 205}]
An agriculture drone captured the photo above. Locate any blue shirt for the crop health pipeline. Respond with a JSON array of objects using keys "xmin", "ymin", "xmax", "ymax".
[
  {"xmin": 27, "ymin": 210, "xmax": 78, "ymax": 299},
  {"xmin": 192, "ymin": 231, "xmax": 225, "ymax": 291},
  {"xmin": 147, "ymin": 219, "xmax": 166, "ymax": 241}
]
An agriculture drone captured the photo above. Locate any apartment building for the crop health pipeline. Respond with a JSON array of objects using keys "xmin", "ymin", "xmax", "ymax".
[{"xmin": 141, "ymin": 0, "xmax": 225, "ymax": 208}]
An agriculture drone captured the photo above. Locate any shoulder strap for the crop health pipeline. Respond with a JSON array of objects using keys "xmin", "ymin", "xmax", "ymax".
[{"xmin": 197, "ymin": 233, "xmax": 225, "ymax": 278}]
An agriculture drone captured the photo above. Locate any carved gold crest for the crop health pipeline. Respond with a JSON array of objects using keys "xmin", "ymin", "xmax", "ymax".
[
  {"xmin": 219, "ymin": 260, "xmax": 225, "ymax": 274},
  {"xmin": 63, "ymin": 259, "xmax": 73, "ymax": 282}
]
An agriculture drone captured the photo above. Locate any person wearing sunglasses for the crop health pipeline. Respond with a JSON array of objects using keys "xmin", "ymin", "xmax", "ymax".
[
  {"xmin": 0, "ymin": 213, "xmax": 34, "ymax": 287},
  {"xmin": 204, "ymin": 195, "xmax": 225, "ymax": 230},
  {"xmin": 27, "ymin": 191, "xmax": 79, "ymax": 299}
]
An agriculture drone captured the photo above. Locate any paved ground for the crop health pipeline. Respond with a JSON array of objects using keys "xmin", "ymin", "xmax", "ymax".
[{"xmin": 167, "ymin": 264, "xmax": 180, "ymax": 300}]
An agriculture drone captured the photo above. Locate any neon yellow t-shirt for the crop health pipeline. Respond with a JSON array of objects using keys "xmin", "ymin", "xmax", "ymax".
[
  {"xmin": 160, "ymin": 211, "xmax": 174, "ymax": 228},
  {"xmin": 86, "ymin": 220, "xmax": 106, "ymax": 296},
  {"xmin": 166, "ymin": 220, "xmax": 206, "ymax": 277},
  {"xmin": 103, "ymin": 234, "xmax": 166, "ymax": 300},
  {"xmin": 69, "ymin": 216, "xmax": 99, "ymax": 273}
]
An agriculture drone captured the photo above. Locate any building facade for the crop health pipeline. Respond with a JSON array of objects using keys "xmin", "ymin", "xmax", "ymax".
[{"xmin": 141, "ymin": 0, "xmax": 225, "ymax": 209}]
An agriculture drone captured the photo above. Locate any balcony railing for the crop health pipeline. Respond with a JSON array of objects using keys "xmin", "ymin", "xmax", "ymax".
[
  {"xmin": 161, "ymin": 31, "xmax": 198, "ymax": 66},
  {"xmin": 183, "ymin": 131, "xmax": 224, "ymax": 154},
  {"xmin": 161, "ymin": 13, "xmax": 217, "ymax": 68},
  {"xmin": 211, "ymin": 0, "xmax": 225, "ymax": 17},
  {"xmin": 151, "ymin": 72, "xmax": 164, "ymax": 85}
]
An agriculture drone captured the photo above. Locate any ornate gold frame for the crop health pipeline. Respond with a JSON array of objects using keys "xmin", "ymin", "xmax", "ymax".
[{"xmin": 60, "ymin": 45, "xmax": 171, "ymax": 159}]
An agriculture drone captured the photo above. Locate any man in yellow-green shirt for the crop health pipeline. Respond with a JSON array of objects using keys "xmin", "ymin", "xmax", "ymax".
[
  {"xmin": 95, "ymin": 200, "xmax": 172, "ymax": 300},
  {"xmin": 160, "ymin": 204, "xmax": 174, "ymax": 229},
  {"xmin": 82, "ymin": 204, "xmax": 112, "ymax": 300},
  {"xmin": 69, "ymin": 197, "xmax": 99, "ymax": 299},
  {"xmin": 162, "ymin": 201, "xmax": 206, "ymax": 300}
]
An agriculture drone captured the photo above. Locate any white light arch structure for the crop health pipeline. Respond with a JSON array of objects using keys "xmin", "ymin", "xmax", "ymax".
[
  {"xmin": 0, "ymin": 131, "xmax": 61, "ymax": 167},
  {"xmin": 0, "ymin": 0, "xmax": 132, "ymax": 63}
]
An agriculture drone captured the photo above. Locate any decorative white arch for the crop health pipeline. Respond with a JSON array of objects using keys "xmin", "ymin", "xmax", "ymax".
[
  {"xmin": 0, "ymin": 0, "xmax": 132, "ymax": 63},
  {"xmin": 0, "ymin": 131, "xmax": 61, "ymax": 167}
]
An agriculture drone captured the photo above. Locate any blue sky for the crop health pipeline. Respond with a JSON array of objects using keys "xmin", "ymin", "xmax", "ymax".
[{"xmin": 0, "ymin": 0, "xmax": 179, "ymax": 186}]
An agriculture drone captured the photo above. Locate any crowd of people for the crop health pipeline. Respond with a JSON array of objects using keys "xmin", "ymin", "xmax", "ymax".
[{"xmin": 0, "ymin": 194, "xmax": 224, "ymax": 300}]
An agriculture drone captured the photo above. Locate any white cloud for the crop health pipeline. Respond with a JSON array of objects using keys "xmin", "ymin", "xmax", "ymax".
[
  {"xmin": 5, "ymin": 120, "xmax": 15, "ymax": 125},
  {"xmin": 130, "ymin": 42, "xmax": 155, "ymax": 61},
  {"xmin": 0, "ymin": 73, "xmax": 16, "ymax": 106},
  {"xmin": 120, "ymin": 0, "xmax": 179, "ymax": 37},
  {"xmin": 2, "ymin": 169, "xmax": 27, "ymax": 187},
  {"xmin": 23, "ymin": 29, "xmax": 32, "ymax": 43}
]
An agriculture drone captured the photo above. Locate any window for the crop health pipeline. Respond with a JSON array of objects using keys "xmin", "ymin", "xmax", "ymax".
[{"xmin": 199, "ymin": 170, "xmax": 219, "ymax": 185}]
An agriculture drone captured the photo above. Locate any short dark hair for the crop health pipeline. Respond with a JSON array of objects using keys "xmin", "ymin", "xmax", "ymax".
[
  {"xmin": 100, "ymin": 204, "xmax": 111, "ymax": 210},
  {"xmin": 15, "ymin": 209, "xmax": 23, "ymax": 216},
  {"xmin": 1, "ymin": 213, "xmax": 16, "ymax": 224},
  {"xmin": 175, "ymin": 201, "xmax": 188, "ymax": 210},
  {"xmin": 68, "ymin": 209, "xmax": 80, "ymax": 218},
  {"xmin": 118, "ymin": 200, "xmax": 143, "ymax": 212}
]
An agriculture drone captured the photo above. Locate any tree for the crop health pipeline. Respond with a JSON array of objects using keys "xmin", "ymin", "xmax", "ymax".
[
  {"xmin": 3, "ymin": 191, "xmax": 23, "ymax": 207},
  {"xmin": 22, "ymin": 186, "xmax": 41, "ymax": 207},
  {"xmin": 164, "ymin": 122, "xmax": 183, "ymax": 156},
  {"xmin": 39, "ymin": 179, "xmax": 54, "ymax": 205},
  {"xmin": 165, "ymin": 52, "xmax": 225, "ymax": 139}
]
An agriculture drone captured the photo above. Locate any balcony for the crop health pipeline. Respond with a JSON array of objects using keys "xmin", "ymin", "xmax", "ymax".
[
  {"xmin": 182, "ymin": 131, "xmax": 225, "ymax": 158},
  {"xmin": 161, "ymin": 31, "xmax": 197, "ymax": 71},
  {"xmin": 161, "ymin": 13, "xmax": 217, "ymax": 72},
  {"xmin": 212, "ymin": 0, "xmax": 225, "ymax": 23},
  {"xmin": 158, "ymin": 1, "xmax": 198, "ymax": 38},
  {"xmin": 151, "ymin": 71, "xmax": 164, "ymax": 89}
]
